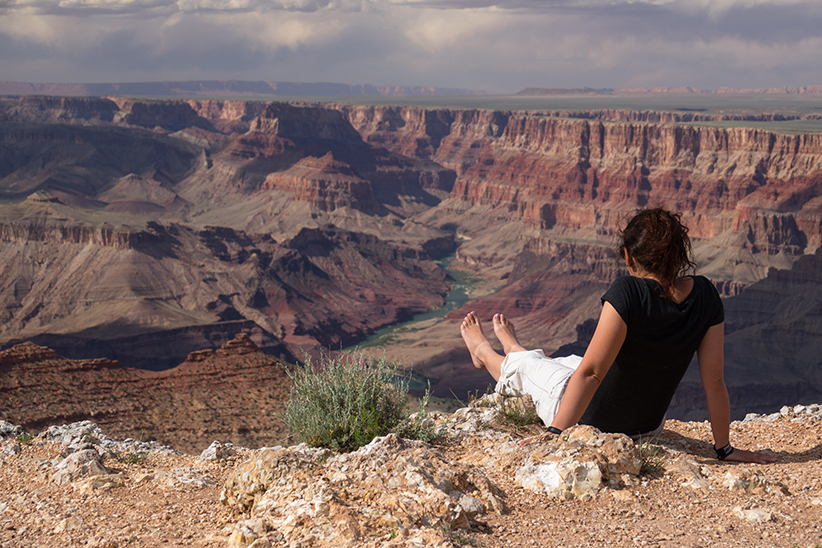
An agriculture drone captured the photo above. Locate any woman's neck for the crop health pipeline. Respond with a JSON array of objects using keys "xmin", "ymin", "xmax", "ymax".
[
  {"xmin": 627, "ymin": 264, "xmax": 658, "ymax": 282},
  {"xmin": 628, "ymin": 267, "xmax": 693, "ymax": 302}
]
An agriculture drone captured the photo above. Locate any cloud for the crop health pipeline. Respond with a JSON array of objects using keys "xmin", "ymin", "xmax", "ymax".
[
  {"xmin": 174, "ymin": 0, "xmax": 339, "ymax": 13},
  {"xmin": 381, "ymin": 0, "xmax": 813, "ymax": 12},
  {"xmin": 0, "ymin": 0, "xmax": 820, "ymax": 92},
  {"xmin": 0, "ymin": 0, "xmax": 175, "ymax": 15},
  {"xmin": 0, "ymin": 0, "xmax": 374, "ymax": 14}
]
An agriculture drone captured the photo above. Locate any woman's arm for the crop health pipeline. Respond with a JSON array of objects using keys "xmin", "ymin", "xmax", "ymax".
[
  {"xmin": 550, "ymin": 302, "xmax": 627, "ymax": 430},
  {"xmin": 697, "ymin": 322, "xmax": 776, "ymax": 464}
]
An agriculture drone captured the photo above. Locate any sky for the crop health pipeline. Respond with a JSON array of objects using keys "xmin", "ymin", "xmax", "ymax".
[{"xmin": 1, "ymin": 0, "xmax": 821, "ymax": 94}]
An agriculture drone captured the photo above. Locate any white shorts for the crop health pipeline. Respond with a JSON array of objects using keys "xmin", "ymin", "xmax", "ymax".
[{"xmin": 495, "ymin": 350, "xmax": 583, "ymax": 426}]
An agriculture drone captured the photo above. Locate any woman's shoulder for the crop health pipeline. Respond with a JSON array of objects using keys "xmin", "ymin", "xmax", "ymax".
[
  {"xmin": 692, "ymin": 274, "xmax": 723, "ymax": 302},
  {"xmin": 609, "ymin": 275, "xmax": 641, "ymax": 288},
  {"xmin": 691, "ymin": 275, "xmax": 720, "ymax": 295},
  {"xmin": 689, "ymin": 275, "xmax": 724, "ymax": 323},
  {"xmin": 605, "ymin": 275, "xmax": 636, "ymax": 296},
  {"xmin": 603, "ymin": 275, "xmax": 653, "ymax": 307}
]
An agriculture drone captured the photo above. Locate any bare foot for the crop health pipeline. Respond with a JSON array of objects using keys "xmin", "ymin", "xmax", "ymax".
[
  {"xmin": 460, "ymin": 312, "xmax": 492, "ymax": 370},
  {"xmin": 493, "ymin": 313, "xmax": 526, "ymax": 354}
]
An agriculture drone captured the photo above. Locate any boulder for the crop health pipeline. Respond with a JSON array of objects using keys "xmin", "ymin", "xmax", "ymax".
[
  {"xmin": 0, "ymin": 420, "xmax": 24, "ymax": 438},
  {"xmin": 221, "ymin": 434, "xmax": 503, "ymax": 547},
  {"xmin": 52, "ymin": 448, "xmax": 113, "ymax": 485}
]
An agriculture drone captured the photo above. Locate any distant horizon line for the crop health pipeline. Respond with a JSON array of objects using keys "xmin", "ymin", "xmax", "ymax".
[
  {"xmin": 2, "ymin": 80, "xmax": 822, "ymax": 98},
  {"xmin": 0, "ymin": 80, "xmax": 487, "ymax": 98},
  {"xmin": 516, "ymin": 85, "xmax": 822, "ymax": 96}
]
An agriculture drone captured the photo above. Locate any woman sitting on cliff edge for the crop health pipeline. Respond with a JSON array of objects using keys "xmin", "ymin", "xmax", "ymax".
[{"xmin": 460, "ymin": 207, "xmax": 775, "ymax": 464}]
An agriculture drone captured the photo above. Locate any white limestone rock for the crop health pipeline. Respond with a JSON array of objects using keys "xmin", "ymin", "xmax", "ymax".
[
  {"xmin": 731, "ymin": 506, "xmax": 773, "ymax": 523},
  {"xmin": 222, "ymin": 434, "xmax": 503, "ymax": 547},
  {"xmin": 664, "ymin": 456, "xmax": 708, "ymax": 491},
  {"xmin": 0, "ymin": 420, "xmax": 24, "ymax": 439},
  {"xmin": 52, "ymin": 448, "xmax": 113, "ymax": 485},
  {"xmin": 39, "ymin": 421, "xmax": 180, "ymax": 458},
  {"xmin": 723, "ymin": 468, "xmax": 790, "ymax": 495},
  {"xmin": 200, "ymin": 440, "xmax": 243, "ymax": 462},
  {"xmin": 516, "ymin": 458, "xmax": 603, "ymax": 500},
  {"xmin": 1, "ymin": 440, "xmax": 22, "ymax": 456}
]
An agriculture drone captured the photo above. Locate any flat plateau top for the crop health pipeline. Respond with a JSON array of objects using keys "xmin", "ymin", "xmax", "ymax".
[{"xmin": 185, "ymin": 93, "xmax": 822, "ymax": 134}]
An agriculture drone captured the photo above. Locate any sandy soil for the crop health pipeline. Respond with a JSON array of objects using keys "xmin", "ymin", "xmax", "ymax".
[{"xmin": 1, "ymin": 410, "xmax": 820, "ymax": 548}]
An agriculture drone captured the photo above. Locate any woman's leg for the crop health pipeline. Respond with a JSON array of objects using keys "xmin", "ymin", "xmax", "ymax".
[
  {"xmin": 462, "ymin": 312, "xmax": 579, "ymax": 426},
  {"xmin": 460, "ymin": 312, "xmax": 504, "ymax": 381},
  {"xmin": 493, "ymin": 313, "xmax": 527, "ymax": 354}
]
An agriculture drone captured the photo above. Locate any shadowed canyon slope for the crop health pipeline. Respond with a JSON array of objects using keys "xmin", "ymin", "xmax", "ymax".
[{"xmin": 2, "ymin": 95, "xmax": 822, "ymax": 419}]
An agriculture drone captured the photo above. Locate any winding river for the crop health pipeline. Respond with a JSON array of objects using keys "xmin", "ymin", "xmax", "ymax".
[{"xmin": 353, "ymin": 255, "xmax": 472, "ymax": 349}]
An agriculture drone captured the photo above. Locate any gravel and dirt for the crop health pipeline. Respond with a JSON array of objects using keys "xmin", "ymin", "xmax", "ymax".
[{"xmin": 1, "ymin": 407, "xmax": 820, "ymax": 548}]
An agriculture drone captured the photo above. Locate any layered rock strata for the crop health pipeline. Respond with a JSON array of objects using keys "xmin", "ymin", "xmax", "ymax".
[
  {"xmin": 0, "ymin": 334, "xmax": 292, "ymax": 453},
  {"xmin": 2, "ymin": 95, "xmax": 822, "ymax": 416},
  {"xmin": 0, "ymin": 212, "xmax": 450, "ymax": 365}
]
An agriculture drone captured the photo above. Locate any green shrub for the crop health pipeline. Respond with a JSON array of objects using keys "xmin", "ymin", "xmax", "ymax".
[
  {"xmin": 283, "ymin": 351, "xmax": 435, "ymax": 452},
  {"xmin": 468, "ymin": 388, "xmax": 541, "ymax": 427},
  {"xmin": 15, "ymin": 433, "xmax": 34, "ymax": 445},
  {"xmin": 112, "ymin": 450, "xmax": 148, "ymax": 465}
]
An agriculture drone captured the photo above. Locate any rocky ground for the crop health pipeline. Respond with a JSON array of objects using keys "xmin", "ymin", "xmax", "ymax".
[{"xmin": 1, "ymin": 401, "xmax": 820, "ymax": 548}]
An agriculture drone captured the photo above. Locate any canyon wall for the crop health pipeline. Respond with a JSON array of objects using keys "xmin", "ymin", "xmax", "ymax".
[
  {"xmin": 340, "ymin": 104, "xmax": 822, "ymax": 241},
  {"xmin": 1, "ymin": 95, "xmax": 821, "ymax": 417},
  {"xmin": 0, "ymin": 215, "xmax": 450, "ymax": 368}
]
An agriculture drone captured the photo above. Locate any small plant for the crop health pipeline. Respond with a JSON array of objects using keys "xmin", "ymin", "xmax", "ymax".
[
  {"xmin": 499, "ymin": 398, "xmax": 540, "ymax": 426},
  {"xmin": 499, "ymin": 398, "xmax": 542, "ymax": 426},
  {"xmin": 283, "ymin": 351, "xmax": 436, "ymax": 452},
  {"xmin": 466, "ymin": 384, "xmax": 494, "ymax": 406},
  {"xmin": 443, "ymin": 524, "xmax": 485, "ymax": 547},
  {"xmin": 496, "ymin": 391, "xmax": 542, "ymax": 426},
  {"xmin": 15, "ymin": 433, "xmax": 34, "ymax": 445},
  {"xmin": 639, "ymin": 438, "xmax": 666, "ymax": 474},
  {"xmin": 453, "ymin": 532, "xmax": 485, "ymax": 547},
  {"xmin": 112, "ymin": 450, "xmax": 148, "ymax": 465}
]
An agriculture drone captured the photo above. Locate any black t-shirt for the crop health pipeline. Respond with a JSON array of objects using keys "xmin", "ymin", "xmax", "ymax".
[{"xmin": 579, "ymin": 275, "xmax": 724, "ymax": 436}]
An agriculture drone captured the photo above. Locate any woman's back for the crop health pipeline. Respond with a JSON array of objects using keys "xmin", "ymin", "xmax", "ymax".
[{"xmin": 579, "ymin": 275, "xmax": 724, "ymax": 436}]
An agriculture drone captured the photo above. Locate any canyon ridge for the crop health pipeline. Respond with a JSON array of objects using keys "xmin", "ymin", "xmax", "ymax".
[{"xmin": 2, "ymin": 93, "xmax": 822, "ymax": 429}]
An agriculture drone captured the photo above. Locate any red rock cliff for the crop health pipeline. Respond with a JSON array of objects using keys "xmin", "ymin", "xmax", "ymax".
[{"xmin": 334, "ymin": 105, "xmax": 822, "ymax": 254}]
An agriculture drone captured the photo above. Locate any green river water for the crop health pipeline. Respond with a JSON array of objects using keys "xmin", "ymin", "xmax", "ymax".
[{"xmin": 355, "ymin": 255, "xmax": 473, "ymax": 350}]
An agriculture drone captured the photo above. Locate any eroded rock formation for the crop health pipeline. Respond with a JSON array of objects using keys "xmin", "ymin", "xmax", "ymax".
[
  {"xmin": 1, "ymin": 95, "xmax": 822, "ymax": 415},
  {"xmin": 0, "ymin": 334, "xmax": 292, "ymax": 453}
]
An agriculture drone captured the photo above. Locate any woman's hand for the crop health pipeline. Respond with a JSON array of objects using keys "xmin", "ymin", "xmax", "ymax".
[{"xmin": 722, "ymin": 447, "xmax": 777, "ymax": 464}]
